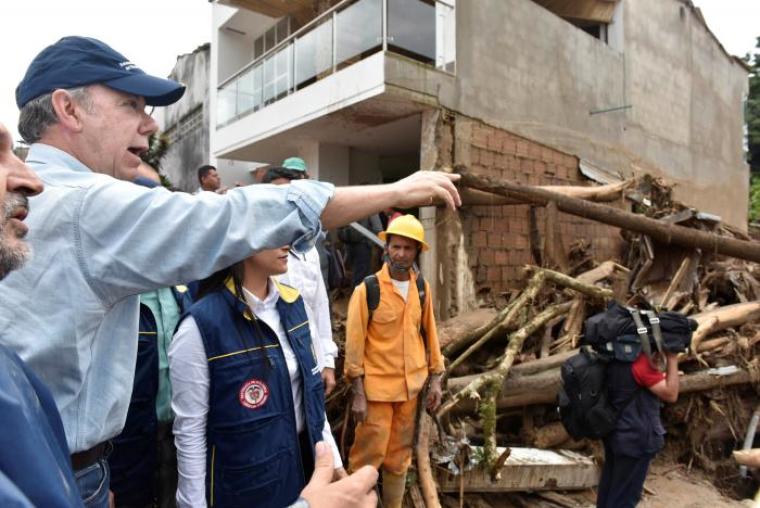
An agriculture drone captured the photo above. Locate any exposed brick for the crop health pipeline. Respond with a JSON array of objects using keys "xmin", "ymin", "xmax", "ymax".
[
  {"xmin": 479, "ymin": 249, "xmax": 494, "ymax": 265},
  {"xmin": 540, "ymin": 147, "xmax": 555, "ymax": 163},
  {"xmin": 494, "ymin": 250, "xmax": 508, "ymax": 265},
  {"xmin": 501, "ymin": 137, "xmax": 517, "ymax": 155},
  {"xmin": 514, "ymin": 234, "xmax": 529, "ymax": 249},
  {"xmin": 487, "ymin": 134, "xmax": 501, "ymax": 152},
  {"xmin": 520, "ymin": 158, "xmax": 533, "ymax": 172},
  {"xmin": 516, "ymin": 140, "xmax": 530, "ymax": 157},
  {"xmin": 487, "ymin": 266, "xmax": 500, "ymax": 282},
  {"xmin": 480, "ymin": 150, "xmax": 494, "ymax": 168},
  {"xmin": 472, "ymin": 231, "xmax": 487, "ymax": 247},
  {"xmin": 487, "ymin": 233, "xmax": 502, "ymax": 248},
  {"xmin": 476, "ymin": 265, "xmax": 487, "ymax": 283},
  {"xmin": 528, "ymin": 143, "xmax": 542, "ymax": 160},
  {"xmin": 472, "ymin": 127, "xmax": 489, "ymax": 148}
]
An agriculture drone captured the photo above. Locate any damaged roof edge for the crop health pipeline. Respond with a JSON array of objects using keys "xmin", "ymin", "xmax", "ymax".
[{"xmin": 676, "ymin": 0, "xmax": 751, "ymax": 72}]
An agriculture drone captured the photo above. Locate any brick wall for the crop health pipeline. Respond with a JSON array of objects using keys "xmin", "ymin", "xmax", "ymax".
[{"xmin": 460, "ymin": 120, "xmax": 622, "ymax": 297}]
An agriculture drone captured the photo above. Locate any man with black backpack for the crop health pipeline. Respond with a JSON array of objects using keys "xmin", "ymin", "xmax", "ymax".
[
  {"xmin": 344, "ymin": 215, "xmax": 444, "ymax": 508},
  {"xmin": 559, "ymin": 303, "xmax": 687, "ymax": 508},
  {"xmin": 596, "ymin": 348, "xmax": 679, "ymax": 507}
]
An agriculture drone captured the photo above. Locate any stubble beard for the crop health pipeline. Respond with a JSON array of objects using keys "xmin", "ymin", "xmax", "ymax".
[{"xmin": 0, "ymin": 193, "xmax": 31, "ymax": 280}]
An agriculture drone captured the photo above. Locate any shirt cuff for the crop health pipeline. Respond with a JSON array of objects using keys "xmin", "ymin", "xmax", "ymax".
[
  {"xmin": 287, "ymin": 180, "xmax": 335, "ymax": 254},
  {"xmin": 345, "ymin": 365, "xmax": 364, "ymax": 379},
  {"xmin": 322, "ymin": 354, "xmax": 336, "ymax": 369}
]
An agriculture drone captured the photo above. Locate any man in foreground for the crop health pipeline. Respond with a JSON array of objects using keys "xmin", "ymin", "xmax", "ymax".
[
  {"xmin": 0, "ymin": 121, "xmax": 379, "ymax": 507},
  {"xmin": 344, "ymin": 215, "xmax": 445, "ymax": 508},
  {"xmin": 1, "ymin": 35, "xmax": 460, "ymax": 505}
]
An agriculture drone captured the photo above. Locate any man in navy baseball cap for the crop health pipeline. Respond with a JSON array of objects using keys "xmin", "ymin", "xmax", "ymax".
[
  {"xmin": 15, "ymin": 36, "xmax": 184, "ymax": 182},
  {"xmin": 16, "ymin": 36, "xmax": 185, "ymax": 109}
]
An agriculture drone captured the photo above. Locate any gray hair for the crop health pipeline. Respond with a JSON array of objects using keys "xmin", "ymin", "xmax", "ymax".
[{"xmin": 18, "ymin": 86, "xmax": 92, "ymax": 144}]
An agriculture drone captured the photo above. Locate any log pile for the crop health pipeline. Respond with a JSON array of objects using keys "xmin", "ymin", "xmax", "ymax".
[
  {"xmin": 427, "ymin": 172, "xmax": 760, "ymax": 505},
  {"xmin": 326, "ymin": 171, "xmax": 760, "ymax": 505}
]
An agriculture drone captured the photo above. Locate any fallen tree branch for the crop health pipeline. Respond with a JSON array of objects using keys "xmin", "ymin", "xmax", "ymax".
[
  {"xmin": 459, "ymin": 179, "xmax": 633, "ymax": 206},
  {"xmin": 415, "ymin": 412, "xmax": 441, "ymax": 508},
  {"xmin": 457, "ymin": 171, "xmax": 760, "ymax": 264},
  {"xmin": 446, "ymin": 271, "xmax": 546, "ymax": 374},
  {"xmin": 523, "ymin": 266, "xmax": 615, "ymax": 300},
  {"xmin": 438, "ymin": 301, "xmax": 573, "ymax": 417}
]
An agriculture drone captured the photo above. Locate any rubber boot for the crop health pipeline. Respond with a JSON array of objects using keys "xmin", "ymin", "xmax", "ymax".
[{"xmin": 382, "ymin": 470, "xmax": 407, "ymax": 508}]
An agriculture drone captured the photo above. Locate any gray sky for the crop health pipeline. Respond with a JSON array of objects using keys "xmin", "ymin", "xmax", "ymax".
[{"xmin": 0, "ymin": 0, "xmax": 757, "ymax": 145}]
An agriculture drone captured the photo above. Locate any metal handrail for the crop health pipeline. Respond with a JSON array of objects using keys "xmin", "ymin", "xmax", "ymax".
[{"xmin": 218, "ymin": 0, "xmax": 356, "ymax": 89}]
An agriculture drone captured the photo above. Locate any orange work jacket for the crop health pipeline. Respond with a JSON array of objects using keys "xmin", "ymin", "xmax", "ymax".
[{"xmin": 344, "ymin": 264, "xmax": 444, "ymax": 402}]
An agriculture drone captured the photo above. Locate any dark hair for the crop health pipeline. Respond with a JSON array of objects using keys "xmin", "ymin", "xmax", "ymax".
[
  {"xmin": 261, "ymin": 166, "xmax": 306, "ymax": 184},
  {"xmin": 197, "ymin": 164, "xmax": 216, "ymax": 184},
  {"xmin": 195, "ymin": 261, "xmax": 273, "ymax": 367}
]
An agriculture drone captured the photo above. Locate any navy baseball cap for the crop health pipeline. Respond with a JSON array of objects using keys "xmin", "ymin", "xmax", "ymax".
[{"xmin": 16, "ymin": 36, "xmax": 185, "ymax": 108}]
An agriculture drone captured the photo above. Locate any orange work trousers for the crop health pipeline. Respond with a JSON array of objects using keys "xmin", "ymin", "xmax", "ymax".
[{"xmin": 348, "ymin": 397, "xmax": 418, "ymax": 475}]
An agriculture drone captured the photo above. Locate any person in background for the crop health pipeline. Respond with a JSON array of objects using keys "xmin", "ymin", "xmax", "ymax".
[
  {"xmin": 108, "ymin": 166, "xmax": 192, "ymax": 508},
  {"xmin": 196, "ymin": 164, "xmax": 227, "ymax": 194},
  {"xmin": 169, "ymin": 246, "xmax": 344, "ymax": 507},
  {"xmin": 3, "ymin": 34, "xmax": 460, "ymax": 507},
  {"xmin": 344, "ymin": 215, "xmax": 444, "ymax": 508},
  {"xmin": 339, "ymin": 210, "xmax": 384, "ymax": 287},
  {"xmin": 262, "ymin": 161, "xmax": 338, "ymax": 395}
]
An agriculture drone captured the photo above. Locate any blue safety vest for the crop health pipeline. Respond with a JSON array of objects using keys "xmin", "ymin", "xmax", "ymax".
[
  {"xmin": 0, "ymin": 344, "xmax": 83, "ymax": 507},
  {"xmin": 188, "ymin": 279, "xmax": 325, "ymax": 508},
  {"xmin": 605, "ymin": 360, "xmax": 666, "ymax": 458},
  {"xmin": 109, "ymin": 286, "xmax": 192, "ymax": 506}
]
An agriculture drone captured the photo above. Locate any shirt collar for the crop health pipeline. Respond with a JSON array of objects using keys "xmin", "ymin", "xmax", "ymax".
[
  {"xmin": 25, "ymin": 143, "xmax": 94, "ymax": 174},
  {"xmin": 242, "ymin": 279, "xmax": 280, "ymax": 313}
]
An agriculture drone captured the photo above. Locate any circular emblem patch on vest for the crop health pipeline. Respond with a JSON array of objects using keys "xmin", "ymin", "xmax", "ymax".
[{"xmin": 239, "ymin": 379, "xmax": 269, "ymax": 409}]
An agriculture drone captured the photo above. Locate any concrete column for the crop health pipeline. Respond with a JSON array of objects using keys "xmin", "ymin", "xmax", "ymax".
[
  {"xmin": 317, "ymin": 143, "xmax": 350, "ymax": 186},
  {"xmin": 418, "ymin": 109, "xmax": 441, "ymax": 316}
]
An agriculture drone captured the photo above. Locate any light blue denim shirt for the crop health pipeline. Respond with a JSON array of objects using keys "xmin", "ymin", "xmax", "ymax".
[{"xmin": 0, "ymin": 144, "xmax": 334, "ymax": 453}]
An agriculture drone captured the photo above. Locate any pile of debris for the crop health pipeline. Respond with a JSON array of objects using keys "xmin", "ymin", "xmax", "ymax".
[{"xmin": 327, "ymin": 171, "xmax": 760, "ymax": 507}]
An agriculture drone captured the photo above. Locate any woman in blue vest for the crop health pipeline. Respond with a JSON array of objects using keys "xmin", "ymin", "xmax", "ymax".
[{"xmin": 168, "ymin": 245, "xmax": 345, "ymax": 508}]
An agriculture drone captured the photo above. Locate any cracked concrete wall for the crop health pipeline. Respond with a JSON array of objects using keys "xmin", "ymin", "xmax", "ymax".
[{"xmin": 441, "ymin": 0, "xmax": 748, "ymax": 228}]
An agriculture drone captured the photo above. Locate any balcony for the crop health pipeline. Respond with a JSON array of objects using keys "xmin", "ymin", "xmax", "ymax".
[{"xmin": 216, "ymin": 0, "xmax": 456, "ymax": 128}]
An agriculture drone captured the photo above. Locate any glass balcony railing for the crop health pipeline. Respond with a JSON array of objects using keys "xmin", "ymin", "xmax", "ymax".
[{"xmin": 216, "ymin": 0, "xmax": 456, "ymax": 127}]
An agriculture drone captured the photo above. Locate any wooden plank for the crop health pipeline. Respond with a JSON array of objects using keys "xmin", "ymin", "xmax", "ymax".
[{"xmin": 436, "ymin": 448, "xmax": 599, "ymax": 493}]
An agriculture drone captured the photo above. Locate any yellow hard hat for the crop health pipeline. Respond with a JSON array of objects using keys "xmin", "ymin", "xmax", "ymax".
[{"xmin": 378, "ymin": 214, "xmax": 429, "ymax": 251}]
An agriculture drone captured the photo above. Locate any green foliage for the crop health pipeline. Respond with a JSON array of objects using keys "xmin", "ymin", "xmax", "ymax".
[
  {"xmin": 750, "ymin": 174, "xmax": 760, "ymax": 222},
  {"xmin": 748, "ymin": 37, "xmax": 760, "ymax": 174},
  {"xmin": 139, "ymin": 133, "xmax": 175, "ymax": 189}
]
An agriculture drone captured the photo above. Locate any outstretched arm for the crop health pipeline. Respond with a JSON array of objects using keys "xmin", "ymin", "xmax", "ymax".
[{"xmin": 321, "ymin": 171, "xmax": 461, "ymax": 229}]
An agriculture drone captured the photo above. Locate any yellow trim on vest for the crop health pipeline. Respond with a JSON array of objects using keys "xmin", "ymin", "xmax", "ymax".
[
  {"xmin": 138, "ymin": 331, "xmax": 157, "ymax": 335},
  {"xmin": 210, "ymin": 445, "xmax": 216, "ymax": 507},
  {"xmin": 175, "ymin": 284, "xmax": 188, "ymax": 293},
  {"xmin": 223, "ymin": 276, "xmax": 253, "ymax": 321},
  {"xmin": 207, "ymin": 344, "xmax": 280, "ymax": 363},
  {"xmin": 273, "ymin": 279, "xmax": 300, "ymax": 304},
  {"xmin": 287, "ymin": 320, "xmax": 309, "ymax": 333}
]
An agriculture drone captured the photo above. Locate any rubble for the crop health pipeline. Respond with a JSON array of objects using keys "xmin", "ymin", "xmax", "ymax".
[{"xmin": 327, "ymin": 171, "xmax": 760, "ymax": 506}]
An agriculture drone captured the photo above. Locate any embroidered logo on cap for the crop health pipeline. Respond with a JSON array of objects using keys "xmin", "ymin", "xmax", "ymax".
[{"xmin": 239, "ymin": 379, "xmax": 269, "ymax": 409}]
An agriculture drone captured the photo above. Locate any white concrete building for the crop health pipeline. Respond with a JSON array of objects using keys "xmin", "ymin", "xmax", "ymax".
[{"xmin": 208, "ymin": 0, "xmax": 749, "ymax": 315}]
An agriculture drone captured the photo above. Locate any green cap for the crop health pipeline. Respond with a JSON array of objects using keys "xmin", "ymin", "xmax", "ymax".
[{"xmin": 282, "ymin": 157, "xmax": 307, "ymax": 172}]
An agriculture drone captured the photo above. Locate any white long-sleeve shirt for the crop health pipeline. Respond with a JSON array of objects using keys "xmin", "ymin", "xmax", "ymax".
[
  {"xmin": 169, "ymin": 281, "xmax": 342, "ymax": 508},
  {"xmin": 277, "ymin": 246, "xmax": 338, "ymax": 370}
]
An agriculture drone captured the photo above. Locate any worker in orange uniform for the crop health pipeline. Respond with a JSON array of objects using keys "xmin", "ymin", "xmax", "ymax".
[{"xmin": 344, "ymin": 214, "xmax": 444, "ymax": 508}]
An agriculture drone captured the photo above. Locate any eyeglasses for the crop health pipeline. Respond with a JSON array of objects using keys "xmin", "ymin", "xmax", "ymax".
[{"xmin": 144, "ymin": 105, "xmax": 156, "ymax": 117}]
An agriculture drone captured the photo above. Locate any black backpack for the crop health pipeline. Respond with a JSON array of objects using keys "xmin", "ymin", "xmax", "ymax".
[
  {"xmin": 364, "ymin": 273, "xmax": 428, "ymax": 345},
  {"xmin": 558, "ymin": 347, "xmax": 638, "ymax": 440}
]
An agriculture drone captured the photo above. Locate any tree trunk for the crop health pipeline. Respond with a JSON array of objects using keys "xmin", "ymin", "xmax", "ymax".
[
  {"xmin": 415, "ymin": 413, "xmax": 441, "ymax": 508},
  {"xmin": 457, "ymin": 171, "xmax": 760, "ymax": 264}
]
